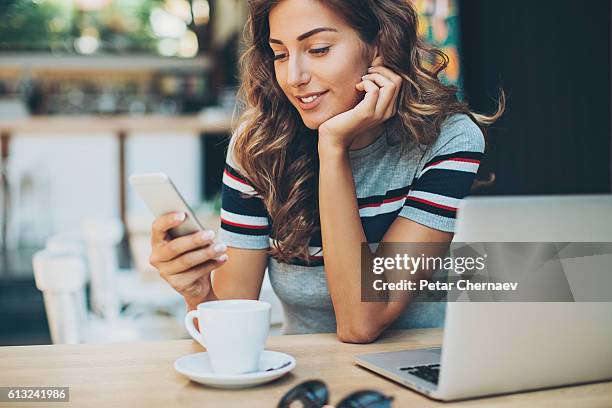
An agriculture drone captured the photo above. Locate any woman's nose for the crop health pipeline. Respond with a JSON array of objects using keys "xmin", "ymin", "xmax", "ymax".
[{"xmin": 287, "ymin": 56, "xmax": 310, "ymax": 88}]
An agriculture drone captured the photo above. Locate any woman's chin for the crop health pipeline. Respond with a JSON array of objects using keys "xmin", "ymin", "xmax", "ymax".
[
  {"xmin": 300, "ymin": 112, "xmax": 333, "ymax": 131},
  {"xmin": 303, "ymin": 121, "xmax": 320, "ymax": 130}
]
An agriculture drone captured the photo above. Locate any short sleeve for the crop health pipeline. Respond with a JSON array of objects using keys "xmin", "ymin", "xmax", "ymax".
[
  {"xmin": 398, "ymin": 114, "xmax": 485, "ymax": 232},
  {"xmin": 218, "ymin": 135, "xmax": 271, "ymax": 249}
]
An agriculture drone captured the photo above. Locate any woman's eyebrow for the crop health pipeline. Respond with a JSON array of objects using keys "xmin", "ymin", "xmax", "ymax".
[{"xmin": 269, "ymin": 27, "xmax": 338, "ymax": 45}]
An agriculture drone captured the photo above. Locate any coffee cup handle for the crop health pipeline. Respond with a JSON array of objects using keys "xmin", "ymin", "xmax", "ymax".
[{"xmin": 184, "ymin": 310, "xmax": 206, "ymax": 348}]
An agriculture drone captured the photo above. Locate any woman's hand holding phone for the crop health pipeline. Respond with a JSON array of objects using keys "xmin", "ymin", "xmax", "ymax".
[{"xmin": 148, "ymin": 211, "xmax": 228, "ymax": 306}]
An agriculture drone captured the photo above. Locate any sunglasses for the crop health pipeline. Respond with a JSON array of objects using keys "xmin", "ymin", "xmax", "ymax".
[{"xmin": 277, "ymin": 379, "xmax": 394, "ymax": 408}]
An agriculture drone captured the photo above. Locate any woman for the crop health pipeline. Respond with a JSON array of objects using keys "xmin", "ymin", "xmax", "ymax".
[{"xmin": 149, "ymin": 0, "xmax": 503, "ymax": 343}]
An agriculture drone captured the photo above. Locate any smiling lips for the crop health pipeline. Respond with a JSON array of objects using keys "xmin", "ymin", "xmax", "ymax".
[{"xmin": 296, "ymin": 91, "xmax": 328, "ymax": 110}]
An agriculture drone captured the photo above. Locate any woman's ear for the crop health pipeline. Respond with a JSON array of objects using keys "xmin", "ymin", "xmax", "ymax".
[{"xmin": 370, "ymin": 44, "xmax": 383, "ymax": 66}]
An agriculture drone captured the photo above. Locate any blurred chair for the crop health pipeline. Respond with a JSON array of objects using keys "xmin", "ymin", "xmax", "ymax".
[
  {"xmin": 33, "ymin": 234, "xmax": 142, "ymax": 344},
  {"xmin": 80, "ymin": 218, "xmax": 123, "ymax": 320},
  {"xmin": 32, "ymin": 218, "xmax": 187, "ymax": 345},
  {"xmin": 125, "ymin": 213, "xmax": 164, "ymax": 280},
  {"xmin": 123, "ymin": 214, "xmax": 186, "ymax": 318},
  {"xmin": 80, "ymin": 217, "xmax": 186, "ymax": 337},
  {"xmin": 33, "ymin": 248, "xmax": 88, "ymax": 344},
  {"xmin": 44, "ymin": 233, "xmax": 88, "ymax": 327}
]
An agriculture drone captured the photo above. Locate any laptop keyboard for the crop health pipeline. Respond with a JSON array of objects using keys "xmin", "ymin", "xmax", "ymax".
[{"xmin": 399, "ymin": 364, "xmax": 440, "ymax": 384}]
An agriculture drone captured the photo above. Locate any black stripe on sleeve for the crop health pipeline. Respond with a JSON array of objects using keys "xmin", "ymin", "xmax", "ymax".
[
  {"xmin": 422, "ymin": 151, "xmax": 483, "ymax": 168},
  {"xmin": 224, "ymin": 164, "xmax": 253, "ymax": 186},
  {"xmin": 357, "ymin": 184, "xmax": 411, "ymax": 207},
  {"xmin": 220, "ymin": 221, "xmax": 270, "ymax": 236},
  {"xmin": 411, "ymin": 169, "xmax": 478, "ymax": 199},
  {"xmin": 221, "ymin": 183, "xmax": 269, "ymax": 217}
]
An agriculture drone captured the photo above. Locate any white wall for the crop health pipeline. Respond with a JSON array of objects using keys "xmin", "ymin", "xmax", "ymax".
[
  {"xmin": 126, "ymin": 132, "xmax": 202, "ymax": 214},
  {"xmin": 8, "ymin": 131, "xmax": 201, "ymax": 247}
]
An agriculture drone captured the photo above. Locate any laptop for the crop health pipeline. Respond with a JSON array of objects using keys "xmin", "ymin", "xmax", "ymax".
[{"xmin": 355, "ymin": 195, "xmax": 612, "ymax": 401}]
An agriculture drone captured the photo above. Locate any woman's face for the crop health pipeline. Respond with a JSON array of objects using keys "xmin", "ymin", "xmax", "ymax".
[{"xmin": 268, "ymin": 0, "xmax": 372, "ymax": 130}]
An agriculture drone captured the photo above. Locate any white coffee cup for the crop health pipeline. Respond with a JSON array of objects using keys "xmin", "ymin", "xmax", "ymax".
[{"xmin": 184, "ymin": 299, "xmax": 271, "ymax": 374}]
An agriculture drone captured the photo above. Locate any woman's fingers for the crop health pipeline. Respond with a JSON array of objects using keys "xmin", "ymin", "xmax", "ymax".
[
  {"xmin": 153, "ymin": 229, "xmax": 216, "ymax": 264},
  {"xmin": 361, "ymin": 72, "xmax": 396, "ymax": 119},
  {"xmin": 163, "ymin": 261, "xmax": 222, "ymax": 297},
  {"xmin": 367, "ymin": 66, "xmax": 403, "ymax": 117},
  {"xmin": 356, "ymin": 79, "xmax": 380, "ymax": 118},
  {"xmin": 353, "ymin": 64, "xmax": 404, "ymax": 127},
  {"xmin": 161, "ymin": 243, "xmax": 228, "ymax": 275},
  {"xmin": 368, "ymin": 65, "xmax": 403, "ymax": 88},
  {"xmin": 151, "ymin": 212, "xmax": 185, "ymax": 244}
]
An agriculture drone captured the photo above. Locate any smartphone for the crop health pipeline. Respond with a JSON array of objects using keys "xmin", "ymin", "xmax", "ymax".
[{"xmin": 129, "ymin": 173, "xmax": 204, "ymax": 239}]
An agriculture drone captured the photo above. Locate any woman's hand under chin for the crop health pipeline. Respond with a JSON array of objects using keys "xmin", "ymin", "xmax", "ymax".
[{"xmin": 317, "ymin": 60, "xmax": 403, "ymax": 154}]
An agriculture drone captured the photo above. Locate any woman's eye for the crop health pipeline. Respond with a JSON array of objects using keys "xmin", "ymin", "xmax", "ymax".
[
  {"xmin": 273, "ymin": 46, "xmax": 329, "ymax": 61},
  {"xmin": 309, "ymin": 46, "xmax": 330, "ymax": 56}
]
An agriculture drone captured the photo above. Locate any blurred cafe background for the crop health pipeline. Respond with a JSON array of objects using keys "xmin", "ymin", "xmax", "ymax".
[{"xmin": 0, "ymin": 0, "xmax": 610, "ymax": 346}]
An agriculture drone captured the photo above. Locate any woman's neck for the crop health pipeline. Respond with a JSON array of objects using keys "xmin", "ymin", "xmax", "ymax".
[{"xmin": 348, "ymin": 123, "xmax": 386, "ymax": 151}]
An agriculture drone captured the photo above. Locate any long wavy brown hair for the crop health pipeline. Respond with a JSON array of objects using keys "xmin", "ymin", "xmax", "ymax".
[{"xmin": 231, "ymin": 0, "xmax": 504, "ymax": 263}]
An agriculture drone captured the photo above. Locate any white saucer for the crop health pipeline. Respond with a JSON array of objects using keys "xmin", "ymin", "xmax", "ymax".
[{"xmin": 174, "ymin": 350, "xmax": 296, "ymax": 388}]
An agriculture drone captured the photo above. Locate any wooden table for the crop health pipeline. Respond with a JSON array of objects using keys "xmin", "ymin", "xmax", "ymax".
[{"xmin": 1, "ymin": 328, "xmax": 610, "ymax": 407}]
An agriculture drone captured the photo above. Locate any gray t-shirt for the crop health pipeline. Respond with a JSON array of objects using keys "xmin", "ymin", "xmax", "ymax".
[{"xmin": 219, "ymin": 113, "xmax": 485, "ymax": 334}]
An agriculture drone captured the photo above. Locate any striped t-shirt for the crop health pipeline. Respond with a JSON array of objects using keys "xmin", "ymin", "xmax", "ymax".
[{"xmin": 219, "ymin": 113, "xmax": 484, "ymax": 334}]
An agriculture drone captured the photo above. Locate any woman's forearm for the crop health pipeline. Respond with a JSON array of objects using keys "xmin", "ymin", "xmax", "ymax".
[{"xmin": 318, "ymin": 145, "xmax": 391, "ymax": 342}]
